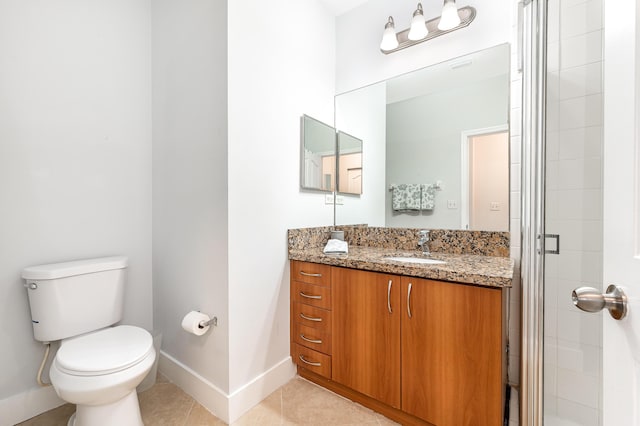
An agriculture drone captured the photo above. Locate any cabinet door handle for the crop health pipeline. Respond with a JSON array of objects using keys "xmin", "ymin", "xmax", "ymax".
[
  {"xmin": 299, "ymin": 291, "xmax": 322, "ymax": 300},
  {"xmin": 299, "ymin": 354, "xmax": 322, "ymax": 367},
  {"xmin": 387, "ymin": 280, "xmax": 393, "ymax": 314},
  {"xmin": 407, "ymin": 282, "xmax": 413, "ymax": 319},
  {"xmin": 300, "ymin": 271, "xmax": 322, "ymax": 277},
  {"xmin": 300, "ymin": 313, "xmax": 322, "ymax": 322},
  {"xmin": 300, "ymin": 334, "xmax": 322, "ymax": 344}
]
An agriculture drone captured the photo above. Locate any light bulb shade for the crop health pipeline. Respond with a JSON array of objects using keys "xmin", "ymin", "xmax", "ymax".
[
  {"xmin": 380, "ymin": 16, "xmax": 399, "ymax": 51},
  {"xmin": 438, "ymin": 0, "xmax": 461, "ymax": 31},
  {"xmin": 408, "ymin": 4, "xmax": 428, "ymax": 41}
]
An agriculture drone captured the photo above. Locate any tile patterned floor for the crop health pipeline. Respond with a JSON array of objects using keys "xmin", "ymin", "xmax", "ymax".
[{"xmin": 18, "ymin": 375, "xmax": 400, "ymax": 425}]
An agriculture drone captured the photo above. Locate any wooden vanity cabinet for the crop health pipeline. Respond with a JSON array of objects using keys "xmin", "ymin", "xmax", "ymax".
[
  {"xmin": 331, "ymin": 267, "xmax": 401, "ymax": 408},
  {"xmin": 291, "ymin": 261, "xmax": 505, "ymax": 426}
]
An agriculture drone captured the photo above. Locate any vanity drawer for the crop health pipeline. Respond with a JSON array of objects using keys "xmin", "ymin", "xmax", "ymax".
[
  {"xmin": 293, "ymin": 322, "xmax": 331, "ymax": 355},
  {"xmin": 292, "ymin": 343, "xmax": 331, "ymax": 378},
  {"xmin": 293, "ymin": 302, "xmax": 332, "ymax": 329},
  {"xmin": 293, "ymin": 281, "xmax": 331, "ymax": 310},
  {"xmin": 291, "ymin": 261, "xmax": 331, "ymax": 287}
]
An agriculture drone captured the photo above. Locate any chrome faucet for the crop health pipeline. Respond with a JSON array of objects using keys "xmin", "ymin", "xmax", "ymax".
[{"xmin": 418, "ymin": 230, "xmax": 431, "ymax": 256}]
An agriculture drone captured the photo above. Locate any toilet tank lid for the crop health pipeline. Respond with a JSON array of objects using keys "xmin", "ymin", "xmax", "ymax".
[{"xmin": 22, "ymin": 256, "xmax": 128, "ymax": 280}]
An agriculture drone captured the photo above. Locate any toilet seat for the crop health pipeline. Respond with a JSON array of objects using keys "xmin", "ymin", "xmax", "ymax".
[{"xmin": 55, "ymin": 325, "xmax": 153, "ymax": 376}]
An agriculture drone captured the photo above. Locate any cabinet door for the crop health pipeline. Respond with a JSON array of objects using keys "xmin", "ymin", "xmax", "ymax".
[
  {"xmin": 332, "ymin": 268, "xmax": 401, "ymax": 408},
  {"xmin": 402, "ymin": 277, "xmax": 503, "ymax": 426},
  {"xmin": 400, "ymin": 277, "xmax": 443, "ymax": 425}
]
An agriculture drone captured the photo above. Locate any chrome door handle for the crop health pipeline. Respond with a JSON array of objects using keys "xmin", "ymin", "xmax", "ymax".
[
  {"xmin": 572, "ymin": 285, "xmax": 627, "ymax": 320},
  {"xmin": 407, "ymin": 282, "xmax": 413, "ymax": 319}
]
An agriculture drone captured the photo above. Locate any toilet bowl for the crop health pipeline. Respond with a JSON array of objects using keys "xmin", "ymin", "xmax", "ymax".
[
  {"xmin": 22, "ymin": 257, "xmax": 155, "ymax": 426},
  {"xmin": 50, "ymin": 325, "xmax": 155, "ymax": 426},
  {"xmin": 49, "ymin": 325, "xmax": 155, "ymax": 426}
]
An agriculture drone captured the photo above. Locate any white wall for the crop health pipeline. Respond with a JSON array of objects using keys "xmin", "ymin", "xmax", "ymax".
[
  {"xmin": 152, "ymin": 0, "xmax": 230, "ymax": 399},
  {"xmin": 0, "ymin": 0, "xmax": 152, "ymax": 421},
  {"xmin": 227, "ymin": 0, "xmax": 336, "ymax": 407},
  {"xmin": 335, "ymin": 0, "xmax": 512, "ymax": 94}
]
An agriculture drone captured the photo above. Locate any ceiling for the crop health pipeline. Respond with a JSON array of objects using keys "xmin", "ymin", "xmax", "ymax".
[{"xmin": 318, "ymin": 0, "xmax": 369, "ymax": 16}]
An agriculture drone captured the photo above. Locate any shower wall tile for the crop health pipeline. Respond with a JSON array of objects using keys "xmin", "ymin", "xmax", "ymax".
[
  {"xmin": 560, "ymin": 0, "xmax": 603, "ymax": 40},
  {"xmin": 556, "ymin": 368, "xmax": 599, "ymax": 408},
  {"xmin": 558, "ymin": 93, "xmax": 603, "ymax": 129},
  {"xmin": 558, "ymin": 62, "xmax": 602, "ymax": 100},
  {"xmin": 555, "ymin": 188, "xmax": 602, "ymax": 221},
  {"xmin": 510, "ymin": 190, "xmax": 521, "ymax": 219},
  {"xmin": 556, "ymin": 308, "xmax": 602, "ymax": 347},
  {"xmin": 548, "ymin": 41, "xmax": 560, "ymax": 72},
  {"xmin": 557, "ymin": 340, "xmax": 601, "ymax": 376},
  {"xmin": 556, "ymin": 399, "xmax": 599, "ymax": 426},
  {"xmin": 511, "ymin": 135, "xmax": 521, "ymax": 164},
  {"xmin": 547, "ymin": 0, "xmax": 560, "ymax": 43},
  {"xmin": 560, "ymin": 30, "xmax": 602, "ymax": 68},
  {"xmin": 547, "ymin": 70, "xmax": 560, "ymax": 103},
  {"xmin": 510, "ymin": 106, "xmax": 521, "ymax": 136},
  {"xmin": 556, "ymin": 157, "xmax": 602, "ymax": 189},
  {"xmin": 556, "ymin": 250, "xmax": 602, "ymax": 283},
  {"xmin": 558, "ymin": 126, "xmax": 602, "ymax": 159},
  {"xmin": 547, "ymin": 131, "xmax": 560, "ymax": 161},
  {"xmin": 549, "ymin": 220, "xmax": 602, "ymax": 252},
  {"xmin": 511, "ymin": 163, "xmax": 521, "ymax": 192},
  {"xmin": 510, "ymin": 79, "xmax": 522, "ymax": 109}
]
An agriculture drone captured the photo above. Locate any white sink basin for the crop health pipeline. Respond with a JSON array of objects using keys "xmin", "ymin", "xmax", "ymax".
[{"xmin": 384, "ymin": 256, "xmax": 446, "ymax": 265}]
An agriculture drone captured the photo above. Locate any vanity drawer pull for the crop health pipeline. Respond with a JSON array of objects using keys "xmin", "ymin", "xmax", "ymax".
[
  {"xmin": 299, "ymin": 355, "xmax": 322, "ymax": 367},
  {"xmin": 387, "ymin": 280, "xmax": 393, "ymax": 314},
  {"xmin": 300, "ymin": 313, "xmax": 322, "ymax": 322},
  {"xmin": 300, "ymin": 334, "xmax": 322, "ymax": 345},
  {"xmin": 300, "ymin": 291, "xmax": 322, "ymax": 300},
  {"xmin": 300, "ymin": 271, "xmax": 323, "ymax": 277}
]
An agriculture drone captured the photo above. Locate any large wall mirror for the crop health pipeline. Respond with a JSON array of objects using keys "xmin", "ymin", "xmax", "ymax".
[{"xmin": 334, "ymin": 43, "xmax": 510, "ymax": 231}]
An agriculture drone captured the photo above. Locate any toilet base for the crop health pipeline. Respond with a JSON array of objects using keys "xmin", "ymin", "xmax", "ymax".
[{"xmin": 67, "ymin": 390, "xmax": 143, "ymax": 426}]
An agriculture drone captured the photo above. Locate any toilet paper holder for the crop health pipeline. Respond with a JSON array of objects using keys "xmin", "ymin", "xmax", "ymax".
[{"xmin": 198, "ymin": 316, "xmax": 217, "ymax": 329}]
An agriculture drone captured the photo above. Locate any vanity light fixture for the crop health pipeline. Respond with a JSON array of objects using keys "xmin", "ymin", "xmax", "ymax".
[
  {"xmin": 438, "ymin": 0, "xmax": 462, "ymax": 30},
  {"xmin": 408, "ymin": 3, "xmax": 428, "ymax": 41},
  {"xmin": 380, "ymin": 1, "xmax": 476, "ymax": 55},
  {"xmin": 380, "ymin": 16, "xmax": 399, "ymax": 51}
]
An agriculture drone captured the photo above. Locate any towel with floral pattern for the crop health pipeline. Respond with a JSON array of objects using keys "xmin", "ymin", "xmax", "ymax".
[
  {"xmin": 421, "ymin": 184, "xmax": 436, "ymax": 210},
  {"xmin": 392, "ymin": 184, "xmax": 422, "ymax": 211}
]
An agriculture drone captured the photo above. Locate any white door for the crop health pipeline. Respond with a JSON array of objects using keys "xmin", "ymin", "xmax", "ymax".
[{"xmin": 602, "ymin": 0, "xmax": 640, "ymax": 424}]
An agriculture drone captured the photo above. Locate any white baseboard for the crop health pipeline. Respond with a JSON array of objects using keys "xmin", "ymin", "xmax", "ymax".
[
  {"xmin": 158, "ymin": 351, "xmax": 295, "ymax": 424},
  {"xmin": 227, "ymin": 356, "xmax": 296, "ymax": 423},
  {"xmin": 0, "ymin": 385, "xmax": 65, "ymax": 426}
]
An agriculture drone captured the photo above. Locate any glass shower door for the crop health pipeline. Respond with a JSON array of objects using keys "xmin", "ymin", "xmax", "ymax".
[{"xmin": 543, "ymin": 0, "xmax": 604, "ymax": 424}]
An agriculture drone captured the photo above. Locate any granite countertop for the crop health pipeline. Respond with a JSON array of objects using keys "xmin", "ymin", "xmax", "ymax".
[{"xmin": 289, "ymin": 246, "xmax": 514, "ymax": 288}]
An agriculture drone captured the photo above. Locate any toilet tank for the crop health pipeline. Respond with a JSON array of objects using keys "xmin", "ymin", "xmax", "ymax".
[{"xmin": 22, "ymin": 256, "xmax": 128, "ymax": 342}]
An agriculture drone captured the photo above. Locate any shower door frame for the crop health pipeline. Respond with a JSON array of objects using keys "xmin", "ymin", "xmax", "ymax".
[{"xmin": 520, "ymin": 0, "xmax": 547, "ymax": 424}]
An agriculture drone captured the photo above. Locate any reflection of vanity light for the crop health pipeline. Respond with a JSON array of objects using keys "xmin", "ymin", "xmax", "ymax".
[{"xmin": 380, "ymin": 1, "xmax": 476, "ymax": 55}]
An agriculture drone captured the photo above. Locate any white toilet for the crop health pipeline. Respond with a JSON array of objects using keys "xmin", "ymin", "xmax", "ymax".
[{"xmin": 22, "ymin": 256, "xmax": 155, "ymax": 426}]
